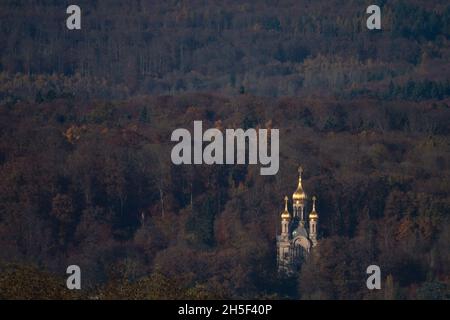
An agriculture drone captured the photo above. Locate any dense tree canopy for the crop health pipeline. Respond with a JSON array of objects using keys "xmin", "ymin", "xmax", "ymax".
[
  {"xmin": 0, "ymin": 0, "xmax": 449, "ymax": 299},
  {"xmin": 0, "ymin": 93, "xmax": 448, "ymax": 299},
  {"xmin": 0, "ymin": 0, "xmax": 449, "ymax": 101}
]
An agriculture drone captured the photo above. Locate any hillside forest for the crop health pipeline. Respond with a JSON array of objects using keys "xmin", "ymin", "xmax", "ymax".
[{"xmin": 0, "ymin": 0, "xmax": 449, "ymax": 299}]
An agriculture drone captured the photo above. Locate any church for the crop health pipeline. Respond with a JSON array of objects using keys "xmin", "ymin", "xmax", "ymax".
[{"xmin": 276, "ymin": 167, "xmax": 319, "ymax": 274}]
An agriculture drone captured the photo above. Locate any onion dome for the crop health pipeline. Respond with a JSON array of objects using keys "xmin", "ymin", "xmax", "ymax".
[
  {"xmin": 293, "ymin": 166, "xmax": 307, "ymax": 203},
  {"xmin": 309, "ymin": 196, "xmax": 319, "ymax": 220},
  {"xmin": 281, "ymin": 196, "xmax": 290, "ymax": 220}
]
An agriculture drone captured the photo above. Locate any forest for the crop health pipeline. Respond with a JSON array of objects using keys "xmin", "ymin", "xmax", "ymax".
[
  {"xmin": 0, "ymin": 0, "xmax": 449, "ymax": 299},
  {"xmin": 1, "ymin": 0, "xmax": 450, "ymax": 100},
  {"xmin": 0, "ymin": 94, "xmax": 448, "ymax": 299}
]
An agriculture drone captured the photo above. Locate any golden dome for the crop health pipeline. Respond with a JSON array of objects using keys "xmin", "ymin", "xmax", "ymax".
[
  {"xmin": 292, "ymin": 166, "xmax": 307, "ymax": 203},
  {"xmin": 309, "ymin": 196, "xmax": 319, "ymax": 220},
  {"xmin": 281, "ymin": 196, "xmax": 290, "ymax": 220}
]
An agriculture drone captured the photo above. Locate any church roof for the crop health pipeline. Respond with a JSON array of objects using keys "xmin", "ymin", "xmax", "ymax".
[
  {"xmin": 292, "ymin": 224, "xmax": 308, "ymax": 239},
  {"xmin": 293, "ymin": 166, "xmax": 307, "ymax": 202}
]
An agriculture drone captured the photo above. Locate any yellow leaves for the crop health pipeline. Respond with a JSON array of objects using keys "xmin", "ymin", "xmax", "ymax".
[
  {"xmin": 184, "ymin": 284, "xmax": 212, "ymax": 300},
  {"xmin": 384, "ymin": 274, "xmax": 396, "ymax": 300},
  {"xmin": 395, "ymin": 216, "xmax": 415, "ymax": 241},
  {"xmin": 95, "ymin": 271, "xmax": 211, "ymax": 300},
  {"xmin": 64, "ymin": 125, "xmax": 87, "ymax": 144}
]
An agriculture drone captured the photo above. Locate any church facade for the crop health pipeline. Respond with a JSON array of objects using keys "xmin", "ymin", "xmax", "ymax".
[{"xmin": 276, "ymin": 167, "xmax": 319, "ymax": 274}]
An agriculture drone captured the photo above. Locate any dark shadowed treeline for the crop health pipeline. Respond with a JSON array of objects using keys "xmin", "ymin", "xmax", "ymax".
[{"xmin": 0, "ymin": 0, "xmax": 449, "ymax": 100}]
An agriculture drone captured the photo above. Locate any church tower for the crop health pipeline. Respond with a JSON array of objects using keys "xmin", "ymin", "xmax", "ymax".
[
  {"xmin": 280, "ymin": 196, "xmax": 290, "ymax": 237},
  {"xmin": 277, "ymin": 196, "xmax": 291, "ymax": 273},
  {"xmin": 276, "ymin": 166, "xmax": 320, "ymax": 273},
  {"xmin": 309, "ymin": 196, "xmax": 319, "ymax": 247},
  {"xmin": 292, "ymin": 166, "xmax": 307, "ymax": 225}
]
